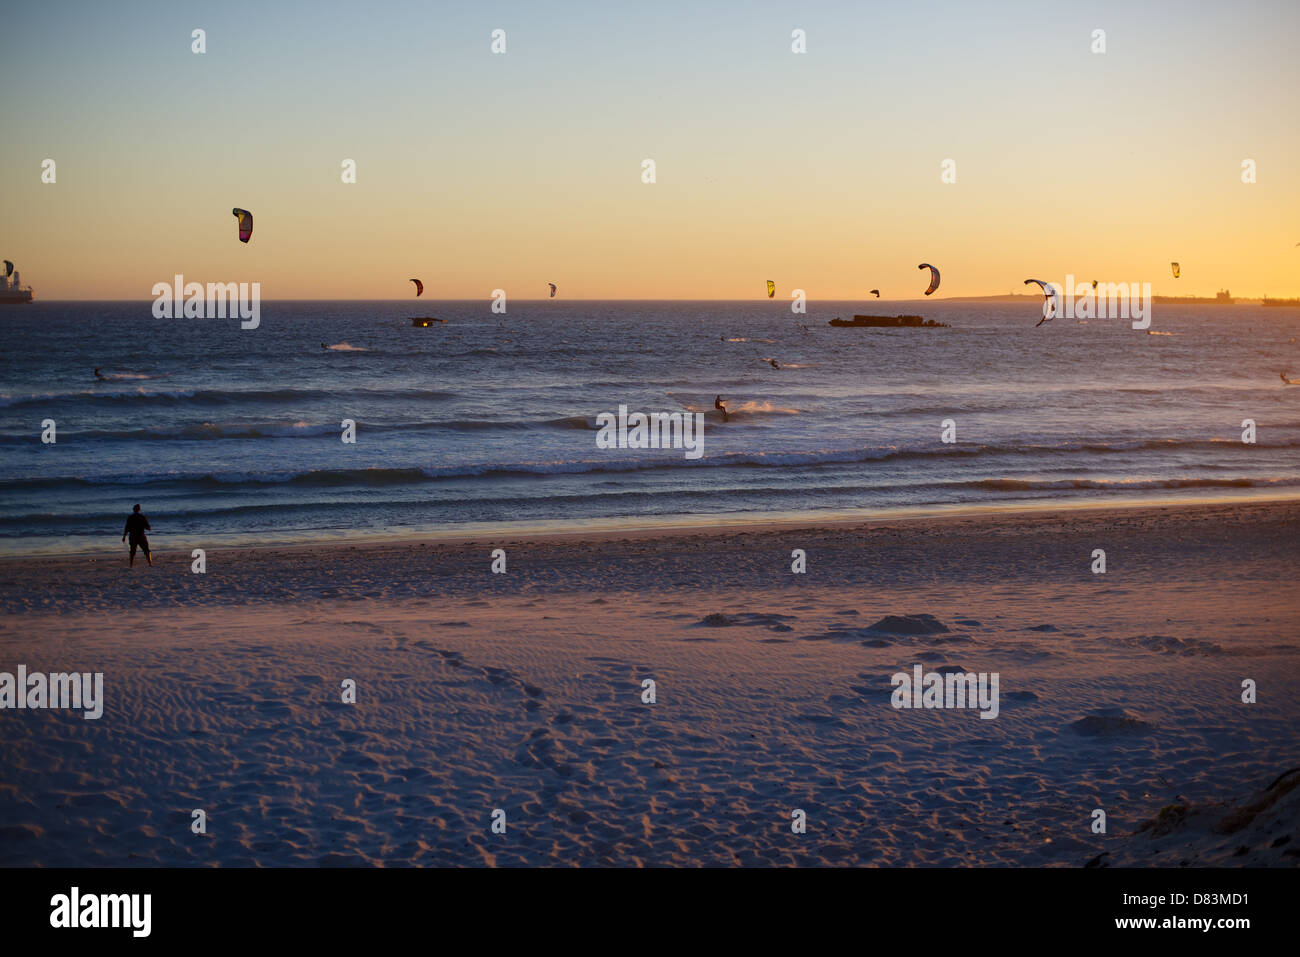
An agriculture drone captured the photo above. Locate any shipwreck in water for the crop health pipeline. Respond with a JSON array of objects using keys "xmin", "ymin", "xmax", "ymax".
[
  {"xmin": 828, "ymin": 315, "xmax": 949, "ymax": 328},
  {"xmin": 0, "ymin": 261, "xmax": 33, "ymax": 304}
]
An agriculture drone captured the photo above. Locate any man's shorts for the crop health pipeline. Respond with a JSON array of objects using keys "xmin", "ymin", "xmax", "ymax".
[{"xmin": 129, "ymin": 536, "xmax": 150, "ymax": 558}]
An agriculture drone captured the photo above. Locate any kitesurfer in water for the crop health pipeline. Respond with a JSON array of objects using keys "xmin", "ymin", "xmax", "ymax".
[
  {"xmin": 94, "ymin": 368, "xmax": 107, "ymax": 381},
  {"xmin": 714, "ymin": 395, "xmax": 729, "ymax": 421}
]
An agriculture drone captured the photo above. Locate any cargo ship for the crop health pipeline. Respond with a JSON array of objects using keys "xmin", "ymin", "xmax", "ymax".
[
  {"xmin": 829, "ymin": 314, "xmax": 949, "ymax": 328},
  {"xmin": 0, "ymin": 264, "xmax": 33, "ymax": 304}
]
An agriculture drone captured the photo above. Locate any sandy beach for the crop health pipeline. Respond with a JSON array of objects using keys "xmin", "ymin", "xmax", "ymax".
[{"xmin": 1, "ymin": 499, "xmax": 1297, "ymax": 867}]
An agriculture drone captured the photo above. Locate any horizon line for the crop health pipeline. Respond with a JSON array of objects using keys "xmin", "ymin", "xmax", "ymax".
[{"xmin": 11, "ymin": 295, "xmax": 1298, "ymax": 304}]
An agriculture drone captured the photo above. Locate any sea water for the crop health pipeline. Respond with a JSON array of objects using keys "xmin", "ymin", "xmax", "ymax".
[{"xmin": 1, "ymin": 299, "xmax": 1296, "ymax": 555}]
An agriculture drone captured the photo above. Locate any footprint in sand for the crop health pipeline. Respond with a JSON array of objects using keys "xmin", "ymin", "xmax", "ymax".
[
  {"xmin": 698, "ymin": 613, "xmax": 737, "ymax": 627},
  {"xmin": 867, "ymin": 614, "xmax": 949, "ymax": 635},
  {"xmin": 1000, "ymin": 691, "xmax": 1040, "ymax": 709},
  {"xmin": 695, "ymin": 611, "xmax": 796, "ymax": 629},
  {"xmin": 1068, "ymin": 708, "xmax": 1156, "ymax": 736}
]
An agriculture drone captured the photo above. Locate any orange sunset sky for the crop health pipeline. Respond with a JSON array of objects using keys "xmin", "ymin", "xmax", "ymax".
[{"xmin": 3, "ymin": 0, "xmax": 1298, "ymax": 301}]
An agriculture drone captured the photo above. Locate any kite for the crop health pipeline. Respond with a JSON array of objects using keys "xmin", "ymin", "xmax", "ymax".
[
  {"xmin": 869, "ymin": 289, "xmax": 880, "ymax": 298},
  {"xmin": 766, "ymin": 280, "xmax": 775, "ymax": 299},
  {"xmin": 1171, "ymin": 262, "xmax": 1180, "ymax": 278},
  {"xmin": 232, "ymin": 208, "xmax": 253, "ymax": 243},
  {"xmin": 410, "ymin": 279, "xmax": 423, "ymax": 297},
  {"xmin": 918, "ymin": 263, "xmax": 940, "ymax": 296},
  {"xmin": 1024, "ymin": 278, "xmax": 1060, "ymax": 327},
  {"xmin": 548, "ymin": 282, "xmax": 557, "ymax": 298}
]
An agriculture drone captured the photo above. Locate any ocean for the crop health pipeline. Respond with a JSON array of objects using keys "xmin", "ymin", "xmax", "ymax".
[{"xmin": 1, "ymin": 300, "xmax": 1297, "ymax": 556}]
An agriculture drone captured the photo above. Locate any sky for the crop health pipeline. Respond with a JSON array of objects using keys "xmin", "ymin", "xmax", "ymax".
[{"xmin": 3, "ymin": 0, "xmax": 1298, "ymax": 300}]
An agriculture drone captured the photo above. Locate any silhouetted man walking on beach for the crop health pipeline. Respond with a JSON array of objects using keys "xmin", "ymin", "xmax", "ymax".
[{"xmin": 123, "ymin": 504, "xmax": 152, "ymax": 567}]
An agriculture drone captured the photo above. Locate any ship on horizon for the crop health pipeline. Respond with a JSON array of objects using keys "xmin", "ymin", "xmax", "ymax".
[
  {"xmin": 0, "ymin": 261, "xmax": 33, "ymax": 304},
  {"xmin": 829, "ymin": 314, "xmax": 950, "ymax": 328}
]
